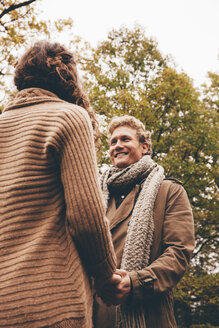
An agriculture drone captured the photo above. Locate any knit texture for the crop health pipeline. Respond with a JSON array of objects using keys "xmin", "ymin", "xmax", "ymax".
[
  {"xmin": 101, "ymin": 155, "xmax": 165, "ymax": 328},
  {"xmin": 0, "ymin": 88, "xmax": 116, "ymax": 328},
  {"xmin": 48, "ymin": 318, "xmax": 88, "ymax": 328}
]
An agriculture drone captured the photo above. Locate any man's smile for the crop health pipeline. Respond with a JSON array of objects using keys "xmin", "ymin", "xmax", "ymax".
[{"xmin": 115, "ymin": 152, "xmax": 128, "ymax": 158}]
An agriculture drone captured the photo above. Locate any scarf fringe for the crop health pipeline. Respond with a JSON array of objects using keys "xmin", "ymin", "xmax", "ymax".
[{"xmin": 116, "ymin": 305, "xmax": 147, "ymax": 328}]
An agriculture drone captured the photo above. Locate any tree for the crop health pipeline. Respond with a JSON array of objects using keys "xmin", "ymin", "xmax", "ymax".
[
  {"xmin": 202, "ymin": 71, "xmax": 219, "ymax": 113},
  {"xmin": 80, "ymin": 25, "xmax": 218, "ymax": 325},
  {"xmin": 80, "ymin": 25, "xmax": 167, "ymax": 163},
  {"xmin": 174, "ymin": 269, "xmax": 219, "ymax": 327},
  {"xmin": 0, "ymin": 0, "xmax": 73, "ymax": 111},
  {"xmin": 81, "ymin": 25, "xmax": 218, "ymax": 265}
]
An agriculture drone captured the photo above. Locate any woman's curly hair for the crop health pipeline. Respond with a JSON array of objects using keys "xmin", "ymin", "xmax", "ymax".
[{"xmin": 14, "ymin": 40, "xmax": 99, "ymax": 144}]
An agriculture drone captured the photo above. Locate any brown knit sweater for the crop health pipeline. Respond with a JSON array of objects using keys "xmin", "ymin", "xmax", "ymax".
[{"xmin": 0, "ymin": 88, "xmax": 116, "ymax": 328}]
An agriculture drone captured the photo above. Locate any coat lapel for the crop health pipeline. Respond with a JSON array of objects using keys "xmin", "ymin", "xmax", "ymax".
[{"xmin": 107, "ymin": 185, "xmax": 140, "ymax": 230}]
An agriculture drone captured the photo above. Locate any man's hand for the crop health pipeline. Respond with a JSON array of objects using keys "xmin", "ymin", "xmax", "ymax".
[{"xmin": 97, "ymin": 269, "xmax": 132, "ymax": 306}]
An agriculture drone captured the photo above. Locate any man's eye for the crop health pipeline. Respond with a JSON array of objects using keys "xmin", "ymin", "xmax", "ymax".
[{"xmin": 111, "ymin": 140, "xmax": 116, "ymax": 145}]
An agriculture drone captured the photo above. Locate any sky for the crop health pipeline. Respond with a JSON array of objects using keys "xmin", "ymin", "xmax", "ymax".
[{"xmin": 41, "ymin": 0, "xmax": 219, "ymax": 88}]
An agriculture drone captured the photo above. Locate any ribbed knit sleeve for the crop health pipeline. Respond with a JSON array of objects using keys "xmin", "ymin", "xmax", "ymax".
[{"xmin": 54, "ymin": 105, "xmax": 116, "ymax": 285}]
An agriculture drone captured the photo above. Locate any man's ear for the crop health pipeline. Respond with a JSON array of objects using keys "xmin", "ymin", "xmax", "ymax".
[{"xmin": 142, "ymin": 142, "xmax": 149, "ymax": 155}]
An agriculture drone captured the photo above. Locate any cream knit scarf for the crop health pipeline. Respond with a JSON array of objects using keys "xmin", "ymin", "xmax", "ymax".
[{"xmin": 101, "ymin": 155, "xmax": 165, "ymax": 328}]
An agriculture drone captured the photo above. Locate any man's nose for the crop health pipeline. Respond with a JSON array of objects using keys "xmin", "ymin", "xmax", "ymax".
[{"xmin": 115, "ymin": 141, "xmax": 123, "ymax": 149}]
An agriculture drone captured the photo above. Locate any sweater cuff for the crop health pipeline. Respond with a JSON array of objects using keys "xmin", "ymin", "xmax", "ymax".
[{"xmin": 91, "ymin": 254, "xmax": 117, "ymax": 287}]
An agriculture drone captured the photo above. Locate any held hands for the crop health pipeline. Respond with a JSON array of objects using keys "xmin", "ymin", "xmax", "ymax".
[{"xmin": 96, "ymin": 269, "xmax": 131, "ymax": 306}]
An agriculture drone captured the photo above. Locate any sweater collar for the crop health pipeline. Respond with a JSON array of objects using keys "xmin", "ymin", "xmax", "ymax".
[{"xmin": 3, "ymin": 88, "xmax": 63, "ymax": 112}]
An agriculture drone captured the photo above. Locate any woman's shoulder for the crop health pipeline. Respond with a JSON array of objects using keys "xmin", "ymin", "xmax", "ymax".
[
  {"xmin": 54, "ymin": 102, "xmax": 91, "ymax": 130},
  {"xmin": 58, "ymin": 102, "xmax": 89, "ymax": 118}
]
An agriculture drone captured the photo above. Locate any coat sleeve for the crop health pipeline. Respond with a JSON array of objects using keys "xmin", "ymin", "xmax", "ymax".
[
  {"xmin": 55, "ymin": 105, "xmax": 116, "ymax": 287},
  {"xmin": 129, "ymin": 182, "xmax": 195, "ymax": 302}
]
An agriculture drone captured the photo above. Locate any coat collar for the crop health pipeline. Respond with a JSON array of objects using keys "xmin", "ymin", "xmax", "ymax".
[
  {"xmin": 108, "ymin": 185, "xmax": 140, "ymax": 230},
  {"xmin": 4, "ymin": 88, "xmax": 63, "ymax": 112}
]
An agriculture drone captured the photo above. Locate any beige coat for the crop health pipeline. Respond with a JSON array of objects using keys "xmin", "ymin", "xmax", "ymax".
[{"xmin": 94, "ymin": 179, "xmax": 195, "ymax": 328}]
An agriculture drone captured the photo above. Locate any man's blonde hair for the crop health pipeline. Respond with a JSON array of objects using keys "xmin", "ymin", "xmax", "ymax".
[{"xmin": 108, "ymin": 115, "xmax": 152, "ymax": 156}]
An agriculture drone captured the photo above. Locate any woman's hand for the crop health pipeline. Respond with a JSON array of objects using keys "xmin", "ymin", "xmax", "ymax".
[{"xmin": 97, "ymin": 269, "xmax": 132, "ymax": 306}]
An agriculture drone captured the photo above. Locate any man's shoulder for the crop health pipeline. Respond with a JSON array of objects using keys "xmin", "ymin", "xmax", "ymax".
[
  {"xmin": 163, "ymin": 177, "xmax": 183, "ymax": 185},
  {"xmin": 139, "ymin": 177, "xmax": 183, "ymax": 189},
  {"xmin": 157, "ymin": 177, "xmax": 186, "ymax": 203}
]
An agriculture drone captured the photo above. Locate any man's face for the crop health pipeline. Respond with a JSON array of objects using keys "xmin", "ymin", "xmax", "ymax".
[{"xmin": 109, "ymin": 126, "xmax": 148, "ymax": 168}]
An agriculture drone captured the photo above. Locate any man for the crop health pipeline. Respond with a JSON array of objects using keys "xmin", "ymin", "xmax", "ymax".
[{"xmin": 94, "ymin": 115, "xmax": 195, "ymax": 328}]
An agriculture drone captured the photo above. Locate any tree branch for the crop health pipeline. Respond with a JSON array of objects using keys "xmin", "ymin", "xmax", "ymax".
[
  {"xmin": 193, "ymin": 235, "xmax": 219, "ymax": 257},
  {"xmin": 0, "ymin": 0, "xmax": 36, "ymax": 19}
]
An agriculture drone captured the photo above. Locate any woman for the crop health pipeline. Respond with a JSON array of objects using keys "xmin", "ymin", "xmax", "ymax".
[{"xmin": 0, "ymin": 41, "xmax": 118, "ymax": 328}]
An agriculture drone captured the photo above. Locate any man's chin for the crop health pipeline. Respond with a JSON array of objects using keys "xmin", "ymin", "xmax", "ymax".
[{"xmin": 114, "ymin": 160, "xmax": 129, "ymax": 168}]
